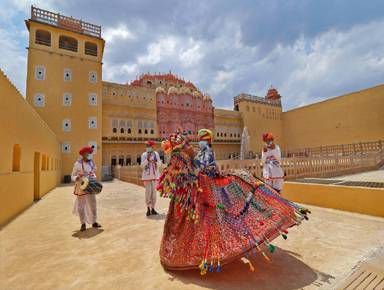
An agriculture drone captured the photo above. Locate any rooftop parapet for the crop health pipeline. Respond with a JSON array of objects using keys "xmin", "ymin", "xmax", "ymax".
[
  {"xmin": 234, "ymin": 93, "xmax": 282, "ymax": 107},
  {"xmin": 30, "ymin": 6, "xmax": 101, "ymax": 38}
]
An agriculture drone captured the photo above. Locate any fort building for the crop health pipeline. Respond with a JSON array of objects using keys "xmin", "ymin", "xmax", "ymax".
[{"xmin": 1, "ymin": 6, "xmax": 383, "ymax": 225}]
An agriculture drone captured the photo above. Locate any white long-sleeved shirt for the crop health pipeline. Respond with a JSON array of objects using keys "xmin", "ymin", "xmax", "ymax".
[
  {"xmin": 261, "ymin": 144, "xmax": 284, "ymax": 179},
  {"xmin": 261, "ymin": 145, "xmax": 282, "ymax": 165},
  {"xmin": 71, "ymin": 159, "xmax": 97, "ymax": 182},
  {"xmin": 141, "ymin": 151, "xmax": 161, "ymax": 181}
]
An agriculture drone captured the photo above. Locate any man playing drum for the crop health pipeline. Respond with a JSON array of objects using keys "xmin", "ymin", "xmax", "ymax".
[{"xmin": 71, "ymin": 146, "xmax": 102, "ymax": 231}]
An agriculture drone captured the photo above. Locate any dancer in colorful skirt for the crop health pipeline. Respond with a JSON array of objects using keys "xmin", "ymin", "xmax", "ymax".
[
  {"xmin": 158, "ymin": 130, "xmax": 310, "ymax": 274},
  {"xmin": 261, "ymin": 132, "xmax": 285, "ymax": 193},
  {"xmin": 71, "ymin": 146, "xmax": 102, "ymax": 232}
]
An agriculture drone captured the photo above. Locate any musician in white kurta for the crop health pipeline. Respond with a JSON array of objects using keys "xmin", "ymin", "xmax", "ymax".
[
  {"xmin": 141, "ymin": 140, "xmax": 161, "ymax": 216},
  {"xmin": 71, "ymin": 146, "xmax": 101, "ymax": 231},
  {"xmin": 261, "ymin": 133, "xmax": 284, "ymax": 193}
]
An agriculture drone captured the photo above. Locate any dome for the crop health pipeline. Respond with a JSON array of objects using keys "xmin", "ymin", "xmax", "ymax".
[
  {"xmin": 155, "ymin": 87, "xmax": 165, "ymax": 94},
  {"xmin": 180, "ymin": 86, "xmax": 190, "ymax": 94},
  {"xmin": 203, "ymin": 94, "xmax": 212, "ymax": 101},
  {"xmin": 266, "ymin": 87, "xmax": 281, "ymax": 100},
  {"xmin": 168, "ymin": 86, "xmax": 178, "ymax": 95}
]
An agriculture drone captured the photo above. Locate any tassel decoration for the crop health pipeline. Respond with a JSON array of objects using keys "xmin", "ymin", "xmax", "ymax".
[{"xmin": 262, "ymin": 252, "xmax": 270, "ymax": 261}]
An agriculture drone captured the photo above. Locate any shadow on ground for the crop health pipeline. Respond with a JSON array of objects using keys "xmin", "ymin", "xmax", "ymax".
[
  {"xmin": 72, "ymin": 228, "xmax": 104, "ymax": 239},
  {"xmin": 166, "ymin": 247, "xmax": 335, "ymax": 290},
  {"xmin": 147, "ymin": 213, "xmax": 167, "ymax": 220}
]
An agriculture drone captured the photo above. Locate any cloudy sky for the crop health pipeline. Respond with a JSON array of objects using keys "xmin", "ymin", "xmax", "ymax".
[{"xmin": 1, "ymin": 0, "xmax": 383, "ymax": 110}]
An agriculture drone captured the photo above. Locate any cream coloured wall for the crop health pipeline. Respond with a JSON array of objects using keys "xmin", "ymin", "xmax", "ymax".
[
  {"xmin": 0, "ymin": 69, "xmax": 61, "ymax": 226},
  {"xmin": 282, "ymin": 85, "xmax": 384, "ymax": 150},
  {"xmin": 25, "ymin": 20, "xmax": 105, "ymax": 179},
  {"xmin": 102, "ymin": 143, "xmax": 164, "ymax": 166},
  {"xmin": 213, "ymin": 108, "xmax": 243, "ymax": 159},
  {"xmin": 236, "ymin": 101, "xmax": 283, "ymax": 155}
]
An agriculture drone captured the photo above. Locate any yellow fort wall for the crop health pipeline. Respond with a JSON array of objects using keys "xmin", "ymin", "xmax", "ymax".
[
  {"xmin": 283, "ymin": 182, "xmax": 384, "ymax": 217},
  {"xmin": 282, "ymin": 85, "xmax": 384, "ymax": 150},
  {"xmin": 236, "ymin": 100, "xmax": 283, "ymax": 154},
  {"xmin": 0, "ymin": 70, "xmax": 61, "ymax": 226},
  {"xmin": 25, "ymin": 20, "xmax": 105, "ymax": 179}
]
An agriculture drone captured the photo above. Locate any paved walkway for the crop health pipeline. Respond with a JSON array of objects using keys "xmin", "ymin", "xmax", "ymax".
[
  {"xmin": 327, "ymin": 169, "xmax": 384, "ymax": 182},
  {"xmin": 1, "ymin": 180, "xmax": 384, "ymax": 290}
]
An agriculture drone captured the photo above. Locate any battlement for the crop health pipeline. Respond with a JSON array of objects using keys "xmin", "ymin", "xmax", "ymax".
[
  {"xmin": 30, "ymin": 6, "xmax": 101, "ymax": 38},
  {"xmin": 234, "ymin": 93, "xmax": 282, "ymax": 107}
]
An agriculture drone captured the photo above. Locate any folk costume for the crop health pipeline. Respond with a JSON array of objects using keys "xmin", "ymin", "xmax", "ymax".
[
  {"xmin": 141, "ymin": 140, "xmax": 161, "ymax": 216},
  {"xmin": 158, "ymin": 130, "xmax": 310, "ymax": 274},
  {"xmin": 71, "ymin": 146, "xmax": 101, "ymax": 231},
  {"xmin": 261, "ymin": 133, "xmax": 284, "ymax": 193}
]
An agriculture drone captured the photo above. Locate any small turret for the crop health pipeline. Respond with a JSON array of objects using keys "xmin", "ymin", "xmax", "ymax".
[{"xmin": 265, "ymin": 86, "xmax": 281, "ymax": 100}]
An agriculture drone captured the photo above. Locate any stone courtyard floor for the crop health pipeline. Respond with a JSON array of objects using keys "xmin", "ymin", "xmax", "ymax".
[
  {"xmin": 1, "ymin": 180, "xmax": 384, "ymax": 290},
  {"xmin": 326, "ymin": 168, "xmax": 384, "ymax": 182}
]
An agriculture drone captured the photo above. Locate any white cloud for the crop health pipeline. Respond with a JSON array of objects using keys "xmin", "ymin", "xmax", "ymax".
[
  {"xmin": 137, "ymin": 36, "xmax": 178, "ymax": 65},
  {"xmin": 179, "ymin": 39, "xmax": 203, "ymax": 67},
  {"xmin": 0, "ymin": 27, "xmax": 27, "ymax": 95},
  {"xmin": 103, "ymin": 24, "xmax": 136, "ymax": 43},
  {"xmin": 273, "ymin": 20, "xmax": 384, "ymax": 109}
]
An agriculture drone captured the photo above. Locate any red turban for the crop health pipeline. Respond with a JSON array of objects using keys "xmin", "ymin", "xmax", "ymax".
[
  {"xmin": 79, "ymin": 146, "xmax": 93, "ymax": 156},
  {"xmin": 262, "ymin": 132, "xmax": 274, "ymax": 142},
  {"xmin": 146, "ymin": 140, "xmax": 155, "ymax": 147}
]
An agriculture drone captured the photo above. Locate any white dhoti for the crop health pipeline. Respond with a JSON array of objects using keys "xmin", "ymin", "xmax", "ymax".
[
  {"xmin": 72, "ymin": 194, "xmax": 97, "ymax": 224},
  {"xmin": 144, "ymin": 180, "xmax": 157, "ymax": 208},
  {"xmin": 263, "ymin": 162, "xmax": 284, "ymax": 192}
]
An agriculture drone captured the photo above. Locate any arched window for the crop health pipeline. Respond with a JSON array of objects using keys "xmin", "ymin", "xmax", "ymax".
[
  {"xmin": 59, "ymin": 35, "xmax": 78, "ymax": 52},
  {"xmin": 118, "ymin": 155, "xmax": 124, "ymax": 166},
  {"xmin": 128, "ymin": 128, "xmax": 132, "ymax": 134},
  {"xmin": 12, "ymin": 144, "xmax": 21, "ymax": 171},
  {"xmin": 144, "ymin": 129, "xmax": 148, "ymax": 134},
  {"xmin": 125, "ymin": 156, "xmax": 132, "ymax": 166},
  {"xmin": 41, "ymin": 154, "xmax": 47, "ymax": 170},
  {"xmin": 111, "ymin": 156, "xmax": 117, "ymax": 166},
  {"xmin": 113, "ymin": 128, "xmax": 117, "ymax": 133},
  {"xmin": 85, "ymin": 41, "xmax": 97, "ymax": 56},
  {"xmin": 138, "ymin": 129, "xmax": 142, "ymax": 134},
  {"xmin": 35, "ymin": 30, "xmax": 51, "ymax": 46},
  {"xmin": 120, "ymin": 128, "xmax": 124, "ymax": 134},
  {"xmin": 150, "ymin": 129, "xmax": 154, "ymax": 134}
]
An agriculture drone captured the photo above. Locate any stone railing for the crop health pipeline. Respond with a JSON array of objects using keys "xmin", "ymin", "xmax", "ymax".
[
  {"xmin": 217, "ymin": 150, "xmax": 384, "ymax": 179},
  {"xmin": 283, "ymin": 140, "xmax": 383, "ymax": 158},
  {"xmin": 113, "ymin": 164, "xmax": 167, "ymax": 186},
  {"xmin": 114, "ymin": 149, "xmax": 383, "ymax": 185}
]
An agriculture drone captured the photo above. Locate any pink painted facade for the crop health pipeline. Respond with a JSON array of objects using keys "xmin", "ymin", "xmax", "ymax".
[
  {"xmin": 156, "ymin": 88, "xmax": 214, "ymax": 140},
  {"xmin": 128, "ymin": 73, "xmax": 214, "ymax": 140}
]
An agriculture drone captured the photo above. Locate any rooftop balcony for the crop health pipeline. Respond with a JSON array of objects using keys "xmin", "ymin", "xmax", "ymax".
[{"xmin": 30, "ymin": 6, "xmax": 101, "ymax": 38}]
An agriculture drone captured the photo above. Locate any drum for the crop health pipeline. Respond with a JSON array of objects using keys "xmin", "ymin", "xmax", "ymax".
[{"xmin": 79, "ymin": 177, "xmax": 103, "ymax": 194}]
